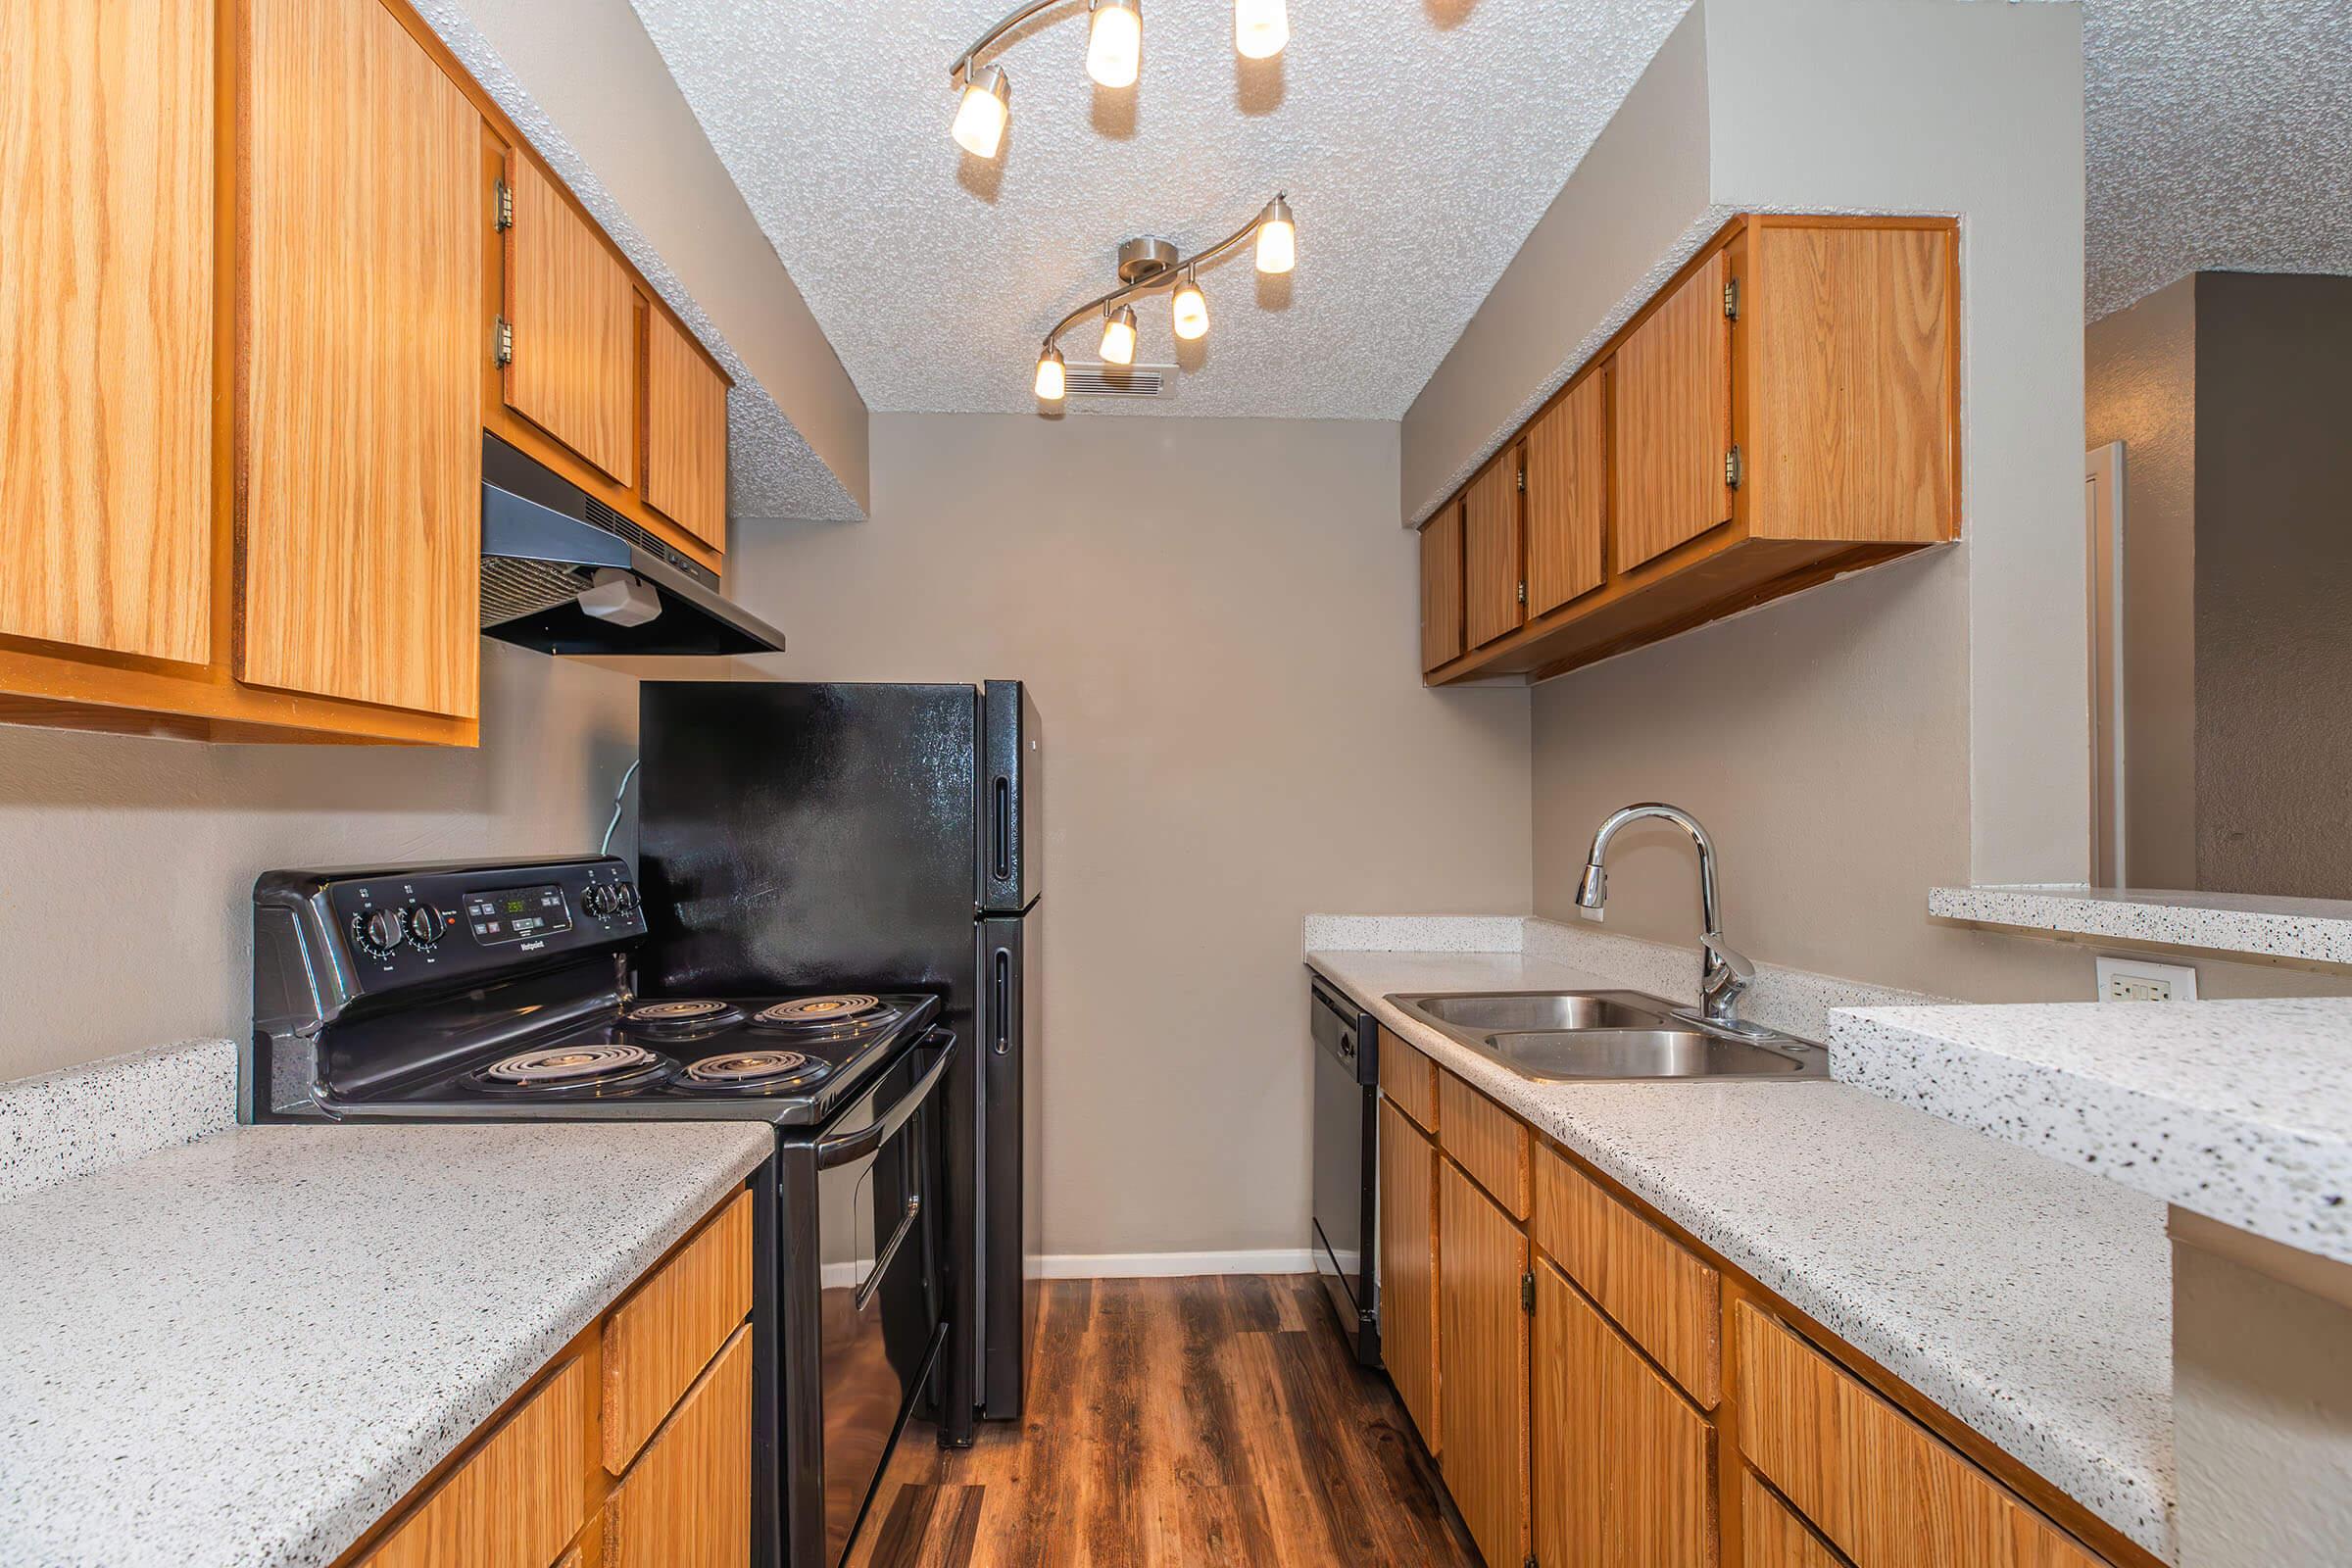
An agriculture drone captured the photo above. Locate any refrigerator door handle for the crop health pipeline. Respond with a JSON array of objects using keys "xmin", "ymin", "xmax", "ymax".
[{"xmin": 991, "ymin": 947, "xmax": 1012, "ymax": 1054}]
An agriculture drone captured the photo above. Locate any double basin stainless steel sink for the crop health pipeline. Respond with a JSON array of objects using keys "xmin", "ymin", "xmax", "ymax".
[{"xmin": 1385, "ymin": 989, "xmax": 1828, "ymax": 1082}]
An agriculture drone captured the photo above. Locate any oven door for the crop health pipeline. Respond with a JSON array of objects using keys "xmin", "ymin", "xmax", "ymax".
[
  {"xmin": 1309, "ymin": 977, "xmax": 1380, "ymax": 1363},
  {"xmin": 810, "ymin": 1034, "xmax": 954, "ymax": 1566}
]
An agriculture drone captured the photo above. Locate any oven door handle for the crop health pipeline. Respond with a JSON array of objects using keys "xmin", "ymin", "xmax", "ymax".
[
  {"xmin": 814, "ymin": 1031, "xmax": 956, "ymax": 1171},
  {"xmin": 857, "ymin": 1195, "xmax": 923, "ymax": 1313}
]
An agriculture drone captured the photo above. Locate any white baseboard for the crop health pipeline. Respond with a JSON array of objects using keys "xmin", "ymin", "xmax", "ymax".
[{"xmin": 1031, "ymin": 1249, "xmax": 1315, "ymax": 1280}]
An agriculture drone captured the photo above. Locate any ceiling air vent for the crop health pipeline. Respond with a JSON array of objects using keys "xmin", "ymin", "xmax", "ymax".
[{"xmin": 1063, "ymin": 364, "xmax": 1175, "ymax": 399}]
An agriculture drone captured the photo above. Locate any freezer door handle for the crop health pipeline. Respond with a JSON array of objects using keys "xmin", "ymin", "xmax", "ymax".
[
  {"xmin": 992, "ymin": 947, "xmax": 1012, "ymax": 1054},
  {"xmin": 992, "ymin": 776, "xmax": 1011, "ymax": 882}
]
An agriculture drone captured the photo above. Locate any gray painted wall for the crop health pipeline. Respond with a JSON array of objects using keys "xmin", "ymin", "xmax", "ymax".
[
  {"xmin": 0, "ymin": 647, "xmax": 639, "ymax": 1082},
  {"xmin": 2191, "ymin": 272, "xmax": 2352, "ymax": 897}
]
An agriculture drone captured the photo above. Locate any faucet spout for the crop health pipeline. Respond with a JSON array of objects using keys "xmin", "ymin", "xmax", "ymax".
[{"xmin": 1574, "ymin": 802, "xmax": 1750, "ymax": 1029}]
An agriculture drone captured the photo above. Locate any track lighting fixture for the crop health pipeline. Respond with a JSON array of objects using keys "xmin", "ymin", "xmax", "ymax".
[
  {"xmin": 951, "ymin": 0, "xmax": 1287, "ymax": 160},
  {"xmin": 1234, "ymin": 0, "xmax": 1289, "ymax": 61},
  {"xmin": 1100, "ymin": 305, "xmax": 1139, "ymax": 366},
  {"xmin": 951, "ymin": 64, "xmax": 1010, "ymax": 159},
  {"xmin": 1170, "ymin": 270, "xmax": 1209, "ymax": 341},
  {"xmin": 1086, "ymin": 0, "xmax": 1142, "ymax": 88},
  {"xmin": 1034, "ymin": 342, "xmax": 1067, "ymax": 402},
  {"xmin": 1028, "ymin": 195, "xmax": 1297, "ymax": 409}
]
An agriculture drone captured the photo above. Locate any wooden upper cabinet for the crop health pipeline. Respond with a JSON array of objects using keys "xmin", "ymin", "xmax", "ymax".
[
  {"xmin": 1462, "ymin": 453, "xmax": 1523, "ymax": 649},
  {"xmin": 504, "ymin": 154, "xmax": 636, "ymax": 486},
  {"xmin": 1744, "ymin": 221, "xmax": 1955, "ymax": 545},
  {"xmin": 1612, "ymin": 248, "xmax": 1732, "ymax": 572},
  {"xmin": 1524, "ymin": 368, "xmax": 1607, "ymax": 617},
  {"xmin": 2, "ymin": 0, "xmax": 214, "ymax": 664},
  {"xmin": 1438, "ymin": 1160, "xmax": 1531, "ymax": 1568},
  {"xmin": 1534, "ymin": 1260, "xmax": 1717, "ymax": 1568},
  {"xmin": 1419, "ymin": 505, "xmax": 1464, "ymax": 673},
  {"xmin": 1377, "ymin": 1099, "xmax": 1440, "ymax": 1452},
  {"xmin": 239, "ymin": 0, "xmax": 482, "ymax": 719},
  {"xmin": 642, "ymin": 308, "xmax": 729, "ymax": 552}
]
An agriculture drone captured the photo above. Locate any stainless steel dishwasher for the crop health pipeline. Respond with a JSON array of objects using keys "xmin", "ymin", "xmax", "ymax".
[{"xmin": 1308, "ymin": 973, "xmax": 1380, "ymax": 1365}]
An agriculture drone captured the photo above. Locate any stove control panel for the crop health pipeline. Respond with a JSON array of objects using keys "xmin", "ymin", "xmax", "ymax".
[{"xmin": 256, "ymin": 857, "xmax": 647, "ymax": 997}]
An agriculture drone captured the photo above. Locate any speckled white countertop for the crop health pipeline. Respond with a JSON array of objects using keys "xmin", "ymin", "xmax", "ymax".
[
  {"xmin": 0, "ymin": 1120, "xmax": 771, "ymax": 1568},
  {"xmin": 1833, "ymin": 998, "xmax": 2352, "ymax": 1267},
  {"xmin": 1308, "ymin": 946, "xmax": 2178, "ymax": 1563},
  {"xmin": 1930, "ymin": 884, "xmax": 2352, "ymax": 967}
]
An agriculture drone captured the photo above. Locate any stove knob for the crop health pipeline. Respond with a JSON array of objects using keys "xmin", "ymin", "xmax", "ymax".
[
  {"xmin": 354, "ymin": 907, "xmax": 407, "ymax": 956},
  {"xmin": 406, "ymin": 905, "xmax": 447, "ymax": 948},
  {"xmin": 581, "ymin": 884, "xmax": 614, "ymax": 917},
  {"xmin": 614, "ymin": 881, "xmax": 640, "ymax": 913}
]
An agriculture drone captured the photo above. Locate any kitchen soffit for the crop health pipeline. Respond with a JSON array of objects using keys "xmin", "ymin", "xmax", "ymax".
[{"xmin": 625, "ymin": 0, "xmax": 1694, "ymax": 417}]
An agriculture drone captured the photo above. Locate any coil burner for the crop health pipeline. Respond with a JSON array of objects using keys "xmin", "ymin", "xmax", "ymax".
[
  {"xmin": 467, "ymin": 1043, "xmax": 675, "ymax": 1096},
  {"xmin": 752, "ymin": 995, "xmax": 894, "ymax": 1033},
  {"xmin": 620, "ymin": 998, "xmax": 746, "ymax": 1034},
  {"xmin": 681, "ymin": 1049, "xmax": 834, "ymax": 1094}
]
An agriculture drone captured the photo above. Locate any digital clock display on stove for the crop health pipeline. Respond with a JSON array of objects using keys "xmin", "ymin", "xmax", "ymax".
[{"xmin": 465, "ymin": 884, "xmax": 572, "ymax": 945}]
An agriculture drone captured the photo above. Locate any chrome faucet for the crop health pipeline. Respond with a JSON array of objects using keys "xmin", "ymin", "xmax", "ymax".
[{"xmin": 1575, "ymin": 803, "xmax": 1758, "ymax": 1032}]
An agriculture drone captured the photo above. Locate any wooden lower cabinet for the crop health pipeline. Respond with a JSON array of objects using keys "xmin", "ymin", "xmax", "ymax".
[
  {"xmin": 1379, "ymin": 1097, "xmax": 1441, "ymax": 1449},
  {"xmin": 1741, "ymin": 1473, "xmax": 1850, "ymax": 1568},
  {"xmin": 1533, "ymin": 1259, "xmax": 1716, "ymax": 1567},
  {"xmin": 1733, "ymin": 1303, "xmax": 2105, "ymax": 1568},
  {"xmin": 605, "ymin": 1326, "xmax": 753, "ymax": 1568},
  {"xmin": 1369, "ymin": 1058, "xmax": 2150, "ymax": 1568},
  {"xmin": 359, "ymin": 1353, "xmax": 590, "ymax": 1568},
  {"xmin": 1438, "ymin": 1159, "xmax": 1530, "ymax": 1568},
  {"xmin": 335, "ymin": 1187, "xmax": 754, "ymax": 1568}
]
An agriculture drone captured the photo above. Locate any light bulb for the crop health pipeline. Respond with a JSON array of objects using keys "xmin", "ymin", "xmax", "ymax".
[
  {"xmin": 1034, "ymin": 344, "xmax": 1066, "ymax": 402},
  {"xmin": 1100, "ymin": 306, "xmax": 1138, "ymax": 366},
  {"xmin": 1254, "ymin": 196, "xmax": 1296, "ymax": 274},
  {"xmin": 952, "ymin": 66, "xmax": 1010, "ymax": 159},
  {"xmin": 1171, "ymin": 273, "xmax": 1209, "ymax": 341},
  {"xmin": 1086, "ymin": 0, "xmax": 1142, "ymax": 89},
  {"xmin": 1234, "ymin": 0, "xmax": 1288, "ymax": 60}
]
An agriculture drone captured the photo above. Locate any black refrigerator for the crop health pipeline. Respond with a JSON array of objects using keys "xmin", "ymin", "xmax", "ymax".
[{"xmin": 635, "ymin": 681, "xmax": 1043, "ymax": 1445}]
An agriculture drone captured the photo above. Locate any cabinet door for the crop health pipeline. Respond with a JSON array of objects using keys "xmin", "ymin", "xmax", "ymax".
[
  {"xmin": 1419, "ymin": 505, "xmax": 1464, "ymax": 673},
  {"xmin": 505, "ymin": 154, "xmax": 636, "ymax": 486},
  {"xmin": 1439, "ymin": 1159, "xmax": 1530, "ymax": 1568},
  {"xmin": 1525, "ymin": 369, "xmax": 1607, "ymax": 616},
  {"xmin": 1742, "ymin": 1472, "xmax": 1850, "ymax": 1568},
  {"xmin": 1379, "ymin": 1098, "xmax": 1440, "ymax": 1450},
  {"xmin": 1533, "ymin": 1260, "xmax": 1717, "ymax": 1568},
  {"xmin": 1612, "ymin": 249, "xmax": 1731, "ymax": 572},
  {"xmin": 240, "ymin": 0, "xmax": 481, "ymax": 719},
  {"xmin": 360, "ymin": 1354, "xmax": 589, "ymax": 1568},
  {"xmin": 643, "ymin": 309, "xmax": 728, "ymax": 552},
  {"xmin": 605, "ymin": 1325, "xmax": 753, "ymax": 1568},
  {"xmin": 1463, "ymin": 454, "xmax": 1523, "ymax": 649},
  {"xmin": 2, "ymin": 0, "xmax": 213, "ymax": 663}
]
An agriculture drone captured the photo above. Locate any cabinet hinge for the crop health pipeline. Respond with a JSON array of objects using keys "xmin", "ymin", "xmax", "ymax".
[
  {"xmin": 494, "ymin": 317, "xmax": 514, "ymax": 368},
  {"xmin": 1723, "ymin": 276, "xmax": 1740, "ymax": 320},
  {"xmin": 1725, "ymin": 445, "xmax": 1743, "ymax": 490},
  {"xmin": 1516, "ymin": 580, "xmax": 1527, "ymax": 607},
  {"xmin": 493, "ymin": 178, "xmax": 514, "ymax": 231},
  {"xmin": 1521, "ymin": 1271, "xmax": 1536, "ymax": 1314},
  {"xmin": 1516, "ymin": 467, "xmax": 1527, "ymax": 494},
  {"xmin": 1526, "ymin": 1557, "xmax": 1540, "ymax": 1568}
]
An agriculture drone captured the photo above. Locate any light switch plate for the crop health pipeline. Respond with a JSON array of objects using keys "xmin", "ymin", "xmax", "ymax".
[{"xmin": 2095, "ymin": 955, "xmax": 2199, "ymax": 1003}]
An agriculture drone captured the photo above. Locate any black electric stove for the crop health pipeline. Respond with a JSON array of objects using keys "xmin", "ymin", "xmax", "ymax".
[{"xmin": 244, "ymin": 855, "xmax": 952, "ymax": 1568}]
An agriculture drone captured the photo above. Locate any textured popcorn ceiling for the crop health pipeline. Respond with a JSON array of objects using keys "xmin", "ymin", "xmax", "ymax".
[
  {"xmin": 2085, "ymin": 0, "xmax": 2352, "ymax": 322},
  {"xmin": 627, "ymin": 0, "xmax": 1693, "ymax": 416},
  {"xmin": 413, "ymin": 0, "xmax": 864, "ymax": 520}
]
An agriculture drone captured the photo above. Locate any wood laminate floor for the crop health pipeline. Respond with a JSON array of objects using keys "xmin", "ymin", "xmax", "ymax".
[{"xmin": 847, "ymin": 1274, "xmax": 1481, "ymax": 1568}]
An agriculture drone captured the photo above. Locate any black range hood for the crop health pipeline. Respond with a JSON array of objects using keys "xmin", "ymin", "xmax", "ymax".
[{"xmin": 478, "ymin": 433, "xmax": 786, "ymax": 657}]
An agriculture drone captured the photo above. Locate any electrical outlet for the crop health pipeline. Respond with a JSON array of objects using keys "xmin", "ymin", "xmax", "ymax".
[{"xmin": 2094, "ymin": 955, "xmax": 2198, "ymax": 1004}]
